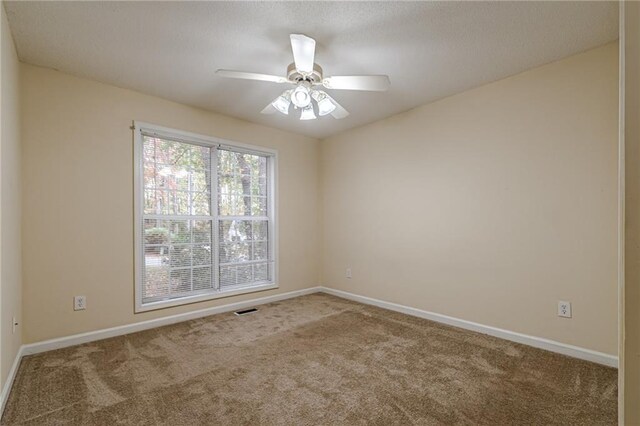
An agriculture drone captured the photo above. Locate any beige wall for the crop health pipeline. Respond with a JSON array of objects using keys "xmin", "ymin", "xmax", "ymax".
[
  {"xmin": 624, "ymin": 1, "xmax": 640, "ymax": 423},
  {"xmin": 321, "ymin": 43, "xmax": 619, "ymax": 355},
  {"xmin": 20, "ymin": 63, "xmax": 321, "ymax": 343},
  {"xmin": 0, "ymin": 4, "xmax": 22, "ymax": 386}
]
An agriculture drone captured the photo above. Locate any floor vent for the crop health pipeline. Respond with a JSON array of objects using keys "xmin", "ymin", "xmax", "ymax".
[{"xmin": 234, "ymin": 308, "xmax": 258, "ymax": 316}]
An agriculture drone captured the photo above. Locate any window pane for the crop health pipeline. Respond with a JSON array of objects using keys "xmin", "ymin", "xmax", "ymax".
[
  {"xmin": 193, "ymin": 267, "xmax": 213, "ymax": 291},
  {"xmin": 144, "ymin": 220, "xmax": 170, "ymax": 245},
  {"xmin": 237, "ymin": 265, "xmax": 252, "ymax": 283},
  {"xmin": 220, "ymin": 266, "xmax": 235, "ymax": 288},
  {"xmin": 193, "ymin": 245, "xmax": 211, "ymax": 266},
  {"xmin": 218, "ymin": 262, "xmax": 271, "ymax": 289},
  {"xmin": 254, "ymin": 241, "xmax": 268, "ymax": 261},
  {"xmin": 170, "ymin": 245, "xmax": 191, "ymax": 268},
  {"xmin": 254, "ymin": 263, "xmax": 269, "ymax": 281},
  {"xmin": 218, "ymin": 219, "xmax": 268, "ymax": 264},
  {"xmin": 143, "ymin": 136, "xmax": 211, "ymax": 216},
  {"xmin": 193, "ymin": 220, "xmax": 212, "ymax": 243},
  {"xmin": 219, "ymin": 242, "xmax": 251, "ymax": 264},
  {"xmin": 251, "ymin": 196, "xmax": 267, "ymax": 216},
  {"xmin": 170, "ymin": 220, "xmax": 191, "ymax": 244},
  {"xmin": 253, "ymin": 221, "xmax": 268, "ymax": 241},
  {"xmin": 142, "ymin": 218, "xmax": 213, "ymax": 303},
  {"xmin": 144, "ymin": 263, "xmax": 170, "ymax": 299},
  {"xmin": 170, "ymin": 269, "xmax": 191, "ymax": 295},
  {"xmin": 192, "ymin": 192, "xmax": 210, "ymax": 216},
  {"xmin": 219, "ymin": 219, "xmax": 252, "ymax": 242},
  {"xmin": 217, "ymin": 150, "xmax": 267, "ymax": 217}
]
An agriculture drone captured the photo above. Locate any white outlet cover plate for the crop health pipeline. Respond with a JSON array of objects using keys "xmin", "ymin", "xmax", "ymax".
[
  {"xmin": 74, "ymin": 296, "xmax": 86, "ymax": 311},
  {"xmin": 558, "ymin": 301, "xmax": 571, "ymax": 318}
]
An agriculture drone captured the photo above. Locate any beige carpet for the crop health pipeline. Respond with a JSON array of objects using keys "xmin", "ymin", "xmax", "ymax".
[{"xmin": 2, "ymin": 293, "xmax": 617, "ymax": 425}]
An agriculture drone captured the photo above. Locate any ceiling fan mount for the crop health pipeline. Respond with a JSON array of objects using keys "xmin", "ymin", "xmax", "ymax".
[
  {"xmin": 216, "ymin": 34, "xmax": 390, "ymax": 120},
  {"xmin": 286, "ymin": 62, "xmax": 323, "ymax": 84}
]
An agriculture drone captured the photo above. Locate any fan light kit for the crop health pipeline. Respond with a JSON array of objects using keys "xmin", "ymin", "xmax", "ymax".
[{"xmin": 216, "ymin": 34, "xmax": 391, "ymax": 121}]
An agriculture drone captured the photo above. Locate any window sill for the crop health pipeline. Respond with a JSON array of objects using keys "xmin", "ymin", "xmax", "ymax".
[{"xmin": 135, "ymin": 282, "xmax": 279, "ymax": 313}]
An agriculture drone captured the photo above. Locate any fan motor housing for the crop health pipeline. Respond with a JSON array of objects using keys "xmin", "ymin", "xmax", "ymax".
[{"xmin": 287, "ymin": 63, "xmax": 323, "ymax": 84}]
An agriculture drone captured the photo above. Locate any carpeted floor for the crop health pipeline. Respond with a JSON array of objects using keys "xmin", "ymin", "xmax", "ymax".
[{"xmin": 2, "ymin": 293, "xmax": 617, "ymax": 425}]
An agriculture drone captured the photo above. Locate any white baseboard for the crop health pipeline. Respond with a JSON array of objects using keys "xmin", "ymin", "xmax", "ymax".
[
  {"xmin": 16, "ymin": 285, "xmax": 619, "ymax": 366},
  {"xmin": 21, "ymin": 287, "xmax": 321, "ymax": 356},
  {"xmin": 320, "ymin": 287, "xmax": 618, "ymax": 368},
  {"xmin": 0, "ymin": 345, "xmax": 25, "ymax": 415}
]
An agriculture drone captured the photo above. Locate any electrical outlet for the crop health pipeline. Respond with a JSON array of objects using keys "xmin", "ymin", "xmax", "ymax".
[
  {"xmin": 74, "ymin": 295, "xmax": 87, "ymax": 311},
  {"xmin": 558, "ymin": 301, "xmax": 571, "ymax": 318},
  {"xmin": 346, "ymin": 268, "xmax": 352, "ymax": 279}
]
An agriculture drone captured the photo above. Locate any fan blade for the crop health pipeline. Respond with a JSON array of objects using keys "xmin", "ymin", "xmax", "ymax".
[
  {"xmin": 290, "ymin": 34, "xmax": 315, "ymax": 73},
  {"xmin": 216, "ymin": 70, "xmax": 288, "ymax": 84},
  {"xmin": 323, "ymin": 93, "xmax": 350, "ymax": 119},
  {"xmin": 261, "ymin": 103, "xmax": 277, "ymax": 114},
  {"xmin": 323, "ymin": 75, "xmax": 390, "ymax": 91}
]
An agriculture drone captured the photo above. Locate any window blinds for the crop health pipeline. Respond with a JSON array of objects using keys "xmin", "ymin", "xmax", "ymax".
[{"xmin": 139, "ymin": 132, "xmax": 274, "ymax": 306}]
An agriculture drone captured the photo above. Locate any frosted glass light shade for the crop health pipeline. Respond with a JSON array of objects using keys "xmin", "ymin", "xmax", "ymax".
[{"xmin": 300, "ymin": 105, "xmax": 316, "ymax": 120}]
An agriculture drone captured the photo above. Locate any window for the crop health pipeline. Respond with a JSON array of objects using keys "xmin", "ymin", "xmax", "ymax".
[{"xmin": 134, "ymin": 122, "xmax": 276, "ymax": 312}]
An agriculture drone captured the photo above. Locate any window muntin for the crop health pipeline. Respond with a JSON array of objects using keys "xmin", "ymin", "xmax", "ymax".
[{"xmin": 135, "ymin": 124, "xmax": 276, "ymax": 311}]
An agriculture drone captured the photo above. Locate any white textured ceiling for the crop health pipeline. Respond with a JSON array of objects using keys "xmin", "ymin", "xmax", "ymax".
[{"xmin": 4, "ymin": 1, "xmax": 618, "ymax": 139}]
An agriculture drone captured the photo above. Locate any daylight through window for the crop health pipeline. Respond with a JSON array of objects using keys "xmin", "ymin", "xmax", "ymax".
[{"xmin": 135, "ymin": 123, "xmax": 276, "ymax": 311}]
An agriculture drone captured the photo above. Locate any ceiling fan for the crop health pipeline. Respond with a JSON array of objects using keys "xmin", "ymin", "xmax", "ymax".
[{"xmin": 216, "ymin": 34, "xmax": 390, "ymax": 121}]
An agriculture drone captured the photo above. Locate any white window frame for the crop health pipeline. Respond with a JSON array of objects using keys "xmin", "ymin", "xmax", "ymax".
[{"xmin": 133, "ymin": 121, "xmax": 278, "ymax": 313}]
